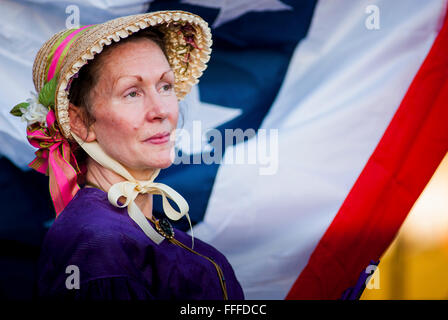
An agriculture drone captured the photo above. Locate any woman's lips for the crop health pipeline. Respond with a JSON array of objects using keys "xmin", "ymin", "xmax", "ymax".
[{"xmin": 145, "ymin": 132, "xmax": 170, "ymax": 145}]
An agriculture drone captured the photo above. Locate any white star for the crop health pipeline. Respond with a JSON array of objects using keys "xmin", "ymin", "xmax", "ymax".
[{"xmin": 181, "ymin": 0, "xmax": 293, "ymax": 28}]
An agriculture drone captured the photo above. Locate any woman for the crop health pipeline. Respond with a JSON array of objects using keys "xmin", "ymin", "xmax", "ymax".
[{"xmin": 11, "ymin": 11, "xmax": 244, "ymax": 300}]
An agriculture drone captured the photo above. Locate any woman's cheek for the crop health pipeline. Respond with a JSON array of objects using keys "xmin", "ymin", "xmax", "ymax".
[
  {"xmin": 108, "ymin": 99, "xmax": 140, "ymax": 132},
  {"xmin": 168, "ymin": 100, "xmax": 179, "ymax": 125}
]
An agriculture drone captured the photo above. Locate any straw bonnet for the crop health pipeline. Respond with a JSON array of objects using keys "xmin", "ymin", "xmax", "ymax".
[{"xmin": 31, "ymin": 10, "xmax": 212, "ymax": 139}]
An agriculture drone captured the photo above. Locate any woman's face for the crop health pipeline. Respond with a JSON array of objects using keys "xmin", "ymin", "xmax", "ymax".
[{"xmin": 75, "ymin": 39, "xmax": 179, "ymax": 178}]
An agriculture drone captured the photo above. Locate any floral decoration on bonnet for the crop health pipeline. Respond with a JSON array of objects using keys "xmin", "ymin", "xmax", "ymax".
[{"xmin": 10, "ymin": 75, "xmax": 81, "ymax": 215}]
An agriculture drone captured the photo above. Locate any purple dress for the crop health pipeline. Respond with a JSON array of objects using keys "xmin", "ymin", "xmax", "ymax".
[{"xmin": 37, "ymin": 187, "xmax": 244, "ymax": 300}]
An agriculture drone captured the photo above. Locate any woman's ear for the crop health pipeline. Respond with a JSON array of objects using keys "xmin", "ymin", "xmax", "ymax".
[{"xmin": 68, "ymin": 103, "xmax": 96, "ymax": 142}]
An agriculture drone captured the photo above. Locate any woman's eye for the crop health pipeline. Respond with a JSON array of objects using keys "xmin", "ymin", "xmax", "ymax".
[
  {"xmin": 126, "ymin": 91, "xmax": 138, "ymax": 98},
  {"xmin": 162, "ymin": 84, "xmax": 173, "ymax": 92}
]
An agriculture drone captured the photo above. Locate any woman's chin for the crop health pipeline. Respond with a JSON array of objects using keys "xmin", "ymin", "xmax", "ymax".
[
  {"xmin": 157, "ymin": 161, "xmax": 173, "ymax": 170},
  {"xmin": 147, "ymin": 158, "xmax": 174, "ymax": 170}
]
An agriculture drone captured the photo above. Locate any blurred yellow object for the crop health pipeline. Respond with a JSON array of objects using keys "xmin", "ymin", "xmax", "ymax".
[{"xmin": 362, "ymin": 152, "xmax": 448, "ymax": 300}]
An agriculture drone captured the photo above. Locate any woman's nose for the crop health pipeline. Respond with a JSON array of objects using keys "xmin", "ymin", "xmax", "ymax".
[{"xmin": 144, "ymin": 91, "xmax": 169, "ymax": 121}]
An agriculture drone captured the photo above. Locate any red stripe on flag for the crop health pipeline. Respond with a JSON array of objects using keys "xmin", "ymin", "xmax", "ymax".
[{"xmin": 286, "ymin": 8, "xmax": 448, "ymax": 300}]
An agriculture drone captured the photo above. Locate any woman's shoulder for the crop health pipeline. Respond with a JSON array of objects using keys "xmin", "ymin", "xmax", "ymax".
[
  {"xmin": 58, "ymin": 187, "xmax": 124, "ymax": 223},
  {"xmin": 39, "ymin": 188, "xmax": 145, "ymax": 278},
  {"xmin": 41, "ymin": 188, "xmax": 124, "ymax": 249},
  {"xmin": 48, "ymin": 187, "xmax": 130, "ymax": 235}
]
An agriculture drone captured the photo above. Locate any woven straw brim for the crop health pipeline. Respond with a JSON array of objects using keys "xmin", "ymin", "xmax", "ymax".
[{"xmin": 32, "ymin": 10, "xmax": 212, "ymax": 139}]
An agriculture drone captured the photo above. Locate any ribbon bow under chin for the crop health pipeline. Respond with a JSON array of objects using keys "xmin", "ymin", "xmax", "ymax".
[
  {"xmin": 71, "ymin": 133, "xmax": 193, "ymax": 247},
  {"xmin": 27, "ymin": 110, "xmax": 80, "ymax": 216},
  {"xmin": 108, "ymin": 175, "xmax": 193, "ymax": 246}
]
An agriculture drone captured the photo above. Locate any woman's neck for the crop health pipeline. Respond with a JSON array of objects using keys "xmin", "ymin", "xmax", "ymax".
[{"xmin": 85, "ymin": 157, "xmax": 154, "ymax": 219}]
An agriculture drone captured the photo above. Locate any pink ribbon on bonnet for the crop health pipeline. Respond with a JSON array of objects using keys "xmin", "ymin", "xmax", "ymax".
[{"xmin": 27, "ymin": 110, "xmax": 80, "ymax": 216}]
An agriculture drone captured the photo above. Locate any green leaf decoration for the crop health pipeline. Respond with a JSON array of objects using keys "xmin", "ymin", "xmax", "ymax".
[
  {"xmin": 38, "ymin": 76, "xmax": 58, "ymax": 107},
  {"xmin": 10, "ymin": 102, "xmax": 30, "ymax": 117}
]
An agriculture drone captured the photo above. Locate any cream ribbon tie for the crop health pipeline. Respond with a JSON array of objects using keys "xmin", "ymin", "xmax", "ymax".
[{"xmin": 72, "ymin": 133, "xmax": 194, "ymax": 247}]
